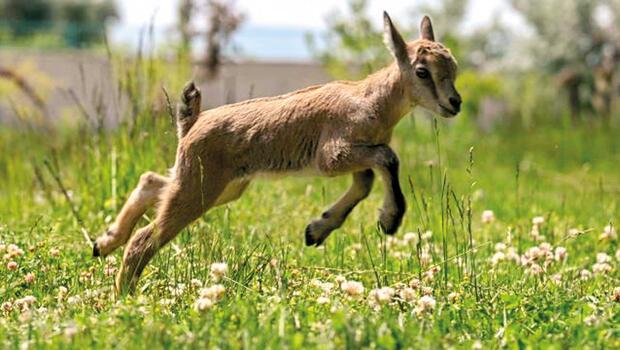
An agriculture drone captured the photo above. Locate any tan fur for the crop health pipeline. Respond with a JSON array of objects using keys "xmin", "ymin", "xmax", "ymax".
[{"xmin": 93, "ymin": 12, "xmax": 461, "ymax": 294}]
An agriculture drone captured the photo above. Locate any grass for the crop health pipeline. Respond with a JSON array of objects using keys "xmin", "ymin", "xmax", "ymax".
[{"xmin": 0, "ymin": 59, "xmax": 619, "ymax": 349}]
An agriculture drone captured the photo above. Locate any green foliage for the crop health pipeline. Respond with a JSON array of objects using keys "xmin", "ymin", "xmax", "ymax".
[
  {"xmin": 0, "ymin": 0, "xmax": 118, "ymax": 48},
  {"xmin": 508, "ymin": 0, "xmax": 620, "ymax": 120},
  {"xmin": 307, "ymin": 0, "xmax": 390, "ymax": 79},
  {"xmin": 455, "ymin": 70, "xmax": 503, "ymax": 116}
]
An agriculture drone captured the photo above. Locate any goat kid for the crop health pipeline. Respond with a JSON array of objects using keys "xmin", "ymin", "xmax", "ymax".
[{"xmin": 93, "ymin": 12, "xmax": 461, "ymax": 294}]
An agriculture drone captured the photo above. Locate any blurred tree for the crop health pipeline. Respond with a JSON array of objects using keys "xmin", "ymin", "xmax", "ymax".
[
  {"xmin": 409, "ymin": 0, "xmax": 467, "ymax": 60},
  {"xmin": 306, "ymin": 0, "xmax": 392, "ymax": 79},
  {"xmin": 307, "ymin": 0, "xmax": 476, "ymax": 78},
  {"xmin": 61, "ymin": 0, "xmax": 118, "ymax": 47},
  {"xmin": 510, "ymin": 0, "xmax": 620, "ymax": 124},
  {"xmin": 203, "ymin": 0, "xmax": 245, "ymax": 79},
  {"xmin": 0, "ymin": 0, "xmax": 54, "ymax": 36},
  {"xmin": 178, "ymin": 0, "xmax": 196, "ymax": 53},
  {"xmin": 0, "ymin": 0, "xmax": 118, "ymax": 47}
]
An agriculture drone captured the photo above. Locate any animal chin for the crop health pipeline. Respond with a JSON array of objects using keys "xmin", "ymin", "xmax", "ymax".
[{"xmin": 438, "ymin": 105, "xmax": 458, "ymax": 118}]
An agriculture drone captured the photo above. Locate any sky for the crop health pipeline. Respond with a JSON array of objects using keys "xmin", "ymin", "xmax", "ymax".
[{"xmin": 111, "ymin": 0, "xmax": 525, "ymax": 60}]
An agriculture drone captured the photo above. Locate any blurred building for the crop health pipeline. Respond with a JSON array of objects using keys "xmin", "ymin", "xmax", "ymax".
[{"xmin": 0, "ymin": 50, "xmax": 330, "ymax": 125}]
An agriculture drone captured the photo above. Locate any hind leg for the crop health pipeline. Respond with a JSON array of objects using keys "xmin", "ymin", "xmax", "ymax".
[
  {"xmin": 305, "ymin": 170, "xmax": 374, "ymax": 246},
  {"xmin": 115, "ymin": 171, "xmax": 230, "ymax": 295},
  {"xmin": 94, "ymin": 172, "xmax": 169, "ymax": 257}
]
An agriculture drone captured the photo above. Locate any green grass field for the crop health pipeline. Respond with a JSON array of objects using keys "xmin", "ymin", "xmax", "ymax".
[{"xmin": 1, "ymin": 89, "xmax": 619, "ymax": 348}]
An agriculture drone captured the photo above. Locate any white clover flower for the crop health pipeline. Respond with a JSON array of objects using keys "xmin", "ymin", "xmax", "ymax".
[
  {"xmin": 491, "ymin": 251, "xmax": 505, "ymax": 266},
  {"xmin": 417, "ymin": 295, "xmax": 436, "ymax": 310},
  {"xmin": 2, "ymin": 301, "xmax": 13, "ymax": 313},
  {"xmin": 15, "ymin": 296, "xmax": 36, "ymax": 311},
  {"xmin": 580, "ymin": 269, "xmax": 592, "ymax": 281},
  {"xmin": 592, "ymin": 263, "xmax": 612, "ymax": 275},
  {"xmin": 24, "ymin": 272, "xmax": 35, "ymax": 283},
  {"xmin": 596, "ymin": 253, "xmax": 611, "ymax": 264},
  {"xmin": 543, "ymin": 252, "xmax": 554, "ymax": 268},
  {"xmin": 334, "ymin": 275, "xmax": 346, "ymax": 284},
  {"xmin": 368, "ymin": 287, "xmax": 395, "ymax": 305},
  {"xmin": 195, "ymin": 297, "xmax": 214, "ymax": 312},
  {"xmin": 568, "ymin": 228, "xmax": 580, "ymax": 238},
  {"xmin": 403, "ymin": 232, "xmax": 418, "ymax": 245},
  {"xmin": 399, "ymin": 287, "xmax": 416, "ymax": 302},
  {"xmin": 104, "ymin": 265, "xmax": 116, "ymax": 277},
  {"xmin": 199, "ymin": 284, "xmax": 225, "ymax": 302},
  {"xmin": 494, "ymin": 242, "xmax": 506, "ymax": 252},
  {"xmin": 316, "ymin": 296, "xmax": 330, "ymax": 305},
  {"xmin": 419, "ymin": 251, "xmax": 432, "ymax": 266},
  {"xmin": 350, "ymin": 243, "xmax": 363, "ymax": 252},
  {"xmin": 310, "ymin": 279, "xmax": 323, "ymax": 288},
  {"xmin": 554, "ymin": 247, "xmax": 567, "ymax": 262},
  {"xmin": 7, "ymin": 244, "xmax": 24, "ymax": 257},
  {"xmin": 210, "ymin": 262, "xmax": 228, "ymax": 282},
  {"xmin": 584, "ymin": 315, "xmax": 598, "ymax": 326},
  {"xmin": 423, "ymin": 266, "xmax": 440, "ymax": 281},
  {"xmin": 539, "ymin": 242, "xmax": 552, "ymax": 254},
  {"xmin": 532, "ymin": 216, "xmax": 545, "ymax": 226},
  {"xmin": 421, "ymin": 286, "xmax": 433, "ymax": 296},
  {"xmin": 64, "ymin": 325, "xmax": 79, "ymax": 338},
  {"xmin": 7, "ymin": 261, "xmax": 18, "ymax": 270},
  {"xmin": 526, "ymin": 263, "xmax": 543, "ymax": 276},
  {"xmin": 481, "ymin": 210, "xmax": 495, "ymax": 224},
  {"xmin": 612, "ymin": 287, "xmax": 620, "ymax": 303},
  {"xmin": 527, "ymin": 246, "xmax": 542, "ymax": 259},
  {"xmin": 49, "ymin": 247, "xmax": 60, "ymax": 257},
  {"xmin": 190, "ymin": 279, "xmax": 203, "ymax": 288},
  {"xmin": 421, "ymin": 231, "xmax": 433, "ymax": 241},
  {"xmin": 600, "ymin": 225, "xmax": 617, "ymax": 240},
  {"xmin": 340, "ymin": 280, "xmax": 364, "ymax": 297},
  {"xmin": 505, "ymin": 247, "xmax": 520, "ymax": 263},
  {"xmin": 318, "ymin": 282, "xmax": 334, "ymax": 294},
  {"xmin": 551, "ymin": 273, "xmax": 562, "ymax": 286},
  {"xmin": 448, "ymin": 292, "xmax": 460, "ymax": 303},
  {"xmin": 414, "ymin": 295, "xmax": 437, "ymax": 316},
  {"xmin": 67, "ymin": 296, "xmax": 81, "ymax": 305},
  {"xmin": 409, "ymin": 278, "xmax": 421, "ymax": 290},
  {"xmin": 385, "ymin": 237, "xmax": 400, "ymax": 249}
]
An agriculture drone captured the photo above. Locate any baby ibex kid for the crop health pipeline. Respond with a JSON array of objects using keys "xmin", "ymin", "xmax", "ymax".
[{"xmin": 93, "ymin": 12, "xmax": 462, "ymax": 294}]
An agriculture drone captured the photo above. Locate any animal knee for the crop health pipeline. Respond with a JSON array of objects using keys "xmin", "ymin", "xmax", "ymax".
[
  {"xmin": 357, "ymin": 169, "xmax": 375, "ymax": 198},
  {"xmin": 379, "ymin": 150, "xmax": 399, "ymax": 172},
  {"xmin": 139, "ymin": 171, "xmax": 167, "ymax": 191}
]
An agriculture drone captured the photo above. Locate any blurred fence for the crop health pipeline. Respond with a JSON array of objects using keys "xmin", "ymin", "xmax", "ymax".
[{"xmin": 0, "ymin": 50, "xmax": 331, "ymax": 126}]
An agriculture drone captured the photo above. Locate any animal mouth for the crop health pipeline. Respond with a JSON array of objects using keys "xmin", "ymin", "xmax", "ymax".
[{"xmin": 439, "ymin": 104, "xmax": 458, "ymax": 117}]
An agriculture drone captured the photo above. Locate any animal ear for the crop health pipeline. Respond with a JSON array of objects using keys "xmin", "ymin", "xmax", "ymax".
[
  {"xmin": 420, "ymin": 16, "xmax": 435, "ymax": 41},
  {"xmin": 383, "ymin": 11, "xmax": 409, "ymax": 69}
]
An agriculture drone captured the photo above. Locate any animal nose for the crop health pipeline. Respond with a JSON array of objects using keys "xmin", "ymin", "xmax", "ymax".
[{"xmin": 449, "ymin": 96, "xmax": 461, "ymax": 111}]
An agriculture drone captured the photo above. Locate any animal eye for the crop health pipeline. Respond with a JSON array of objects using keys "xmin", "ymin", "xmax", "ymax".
[{"xmin": 416, "ymin": 68, "xmax": 430, "ymax": 79}]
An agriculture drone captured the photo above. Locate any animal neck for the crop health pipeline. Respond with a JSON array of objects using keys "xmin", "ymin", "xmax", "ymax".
[{"xmin": 361, "ymin": 63, "xmax": 412, "ymax": 128}]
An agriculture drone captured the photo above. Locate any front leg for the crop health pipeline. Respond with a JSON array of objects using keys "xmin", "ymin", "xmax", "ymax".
[
  {"xmin": 374, "ymin": 148, "xmax": 406, "ymax": 234},
  {"xmin": 314, "ymin": 144, "xmax": 406, "ymax": 241},
  {"xmin": 305, "ymin": 169, "xmax": 375, "ymax": 246}
]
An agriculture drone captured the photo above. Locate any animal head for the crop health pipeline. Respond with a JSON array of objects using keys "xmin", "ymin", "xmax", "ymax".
[{"xmin": 383, "ymin": 12, "xmax": 461, "ymax": 118}]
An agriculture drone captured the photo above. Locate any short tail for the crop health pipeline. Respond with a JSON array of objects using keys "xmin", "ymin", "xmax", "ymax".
[{"xmin": 176, "ymin": 80, "xmax": 201, "ymax": 139}]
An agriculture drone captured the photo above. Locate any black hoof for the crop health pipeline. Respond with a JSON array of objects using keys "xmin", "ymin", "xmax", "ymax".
[
  {"xmin": 305, "ymin": 225, "xmax": 317, "ymax": 246},
  {"xmin": 93, "ymin": 242, "xmax": 101, "ymax": 257},
  {"xmin": 378, "ymin": 219, "xmax": 400, "ymax": 235}
]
